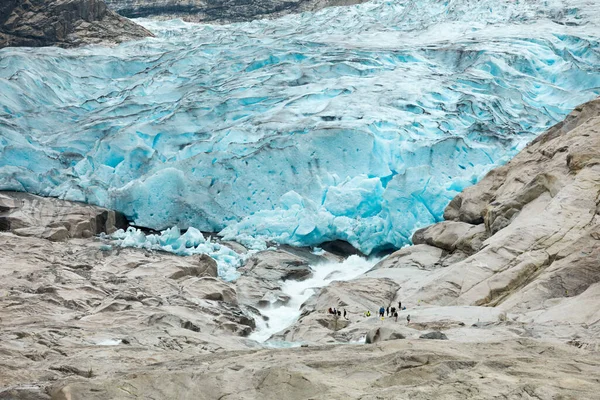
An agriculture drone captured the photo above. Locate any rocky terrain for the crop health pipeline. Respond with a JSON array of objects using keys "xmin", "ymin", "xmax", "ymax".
[
  {"xmin": 0, "ymin": 0, "xmax": 152, "ymax": 49},
  {"xmin": 104, "ymin": 0, "xmax": 367, "ymax": 23},
  {"xmin": 1, "ymin": 98, "xmax": 600, "ymax": 399}
]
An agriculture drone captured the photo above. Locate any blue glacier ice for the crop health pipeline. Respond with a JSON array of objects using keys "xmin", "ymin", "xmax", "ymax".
[
  {"xmin": 107, "ymin": 226, "xmax": 258, "ymax": 279},
  {"xmin": 1, "ymin": 0, "xmax": 600, "ymax": 258}
]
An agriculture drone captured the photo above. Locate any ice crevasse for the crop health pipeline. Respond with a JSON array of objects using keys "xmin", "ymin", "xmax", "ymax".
[{"xmin": 1, "ymin": 0, "xmax": 600, "ymax": 264}]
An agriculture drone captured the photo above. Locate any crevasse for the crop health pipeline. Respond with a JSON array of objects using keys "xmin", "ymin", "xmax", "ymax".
[{"xmin": 1, "ymin": 0, "xmax": 600, "ymax": 258}]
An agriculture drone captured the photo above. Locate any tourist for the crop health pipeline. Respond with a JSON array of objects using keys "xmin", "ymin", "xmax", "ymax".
[
  {"xmin": 407, "ymin": 314, "xmax": 411, "ymax": 325},
  {"xmin": 391, "ymin": 306, "xmax": 396, "ymax": 315},
  {"xmin": 394, "ymin": 312, "xmax": 398, "ymax": 322},
  {"xmin": 398, "ymin": 301, "xmax": 402, "ymax": 310},
  {"xmin": 386, "ymin": 306, "xmax": 390, "ymax": 316},
  {"xmin": 379, "ymin": 306, "xmax": 385, "ymax": 317},
  {"xmin": 343, "ymin": 309, "xmax": 347, "ymax": 319}
]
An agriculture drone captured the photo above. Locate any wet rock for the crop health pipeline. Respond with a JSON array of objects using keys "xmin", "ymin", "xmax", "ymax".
[{"xmin": 235, "ymin": 249, "xmax": 314, "ymax": 308}]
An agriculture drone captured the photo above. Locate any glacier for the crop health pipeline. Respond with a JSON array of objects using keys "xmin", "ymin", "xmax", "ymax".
[{"xmin": 1, "ymin": 0, "xmax": 600, "ymax": 258}]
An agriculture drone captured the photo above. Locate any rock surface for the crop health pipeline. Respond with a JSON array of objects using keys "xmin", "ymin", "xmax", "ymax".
[
  {"xmin": 38, "ymin": 340, "xmax": 600, "ymax": 399},
  {"xmin": 0, "ymin": 230, "xmax": 257, "ymax": 397},
  {"xmin": 104, "ymin": 0, "xmax": 367, "ymax": 23},
  {"xmin": 0, "ymin": 0, "xmax": 152, "ymax": 49},
  {"xmin": 0, "ymin": 191, "xmax": 128, "ymax": 240}
]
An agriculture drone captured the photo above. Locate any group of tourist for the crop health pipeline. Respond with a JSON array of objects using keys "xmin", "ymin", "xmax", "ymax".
[
  {"xmin": 378, "ymin": 304, "xmax": 401, "ymax": 321},
  {"xmin": 327, "ymin": 307, "xmax": 347, "ymax": 319},
  {"xmin": 329, "ymin": 301, "xmax": 410, "ymax": 323}
]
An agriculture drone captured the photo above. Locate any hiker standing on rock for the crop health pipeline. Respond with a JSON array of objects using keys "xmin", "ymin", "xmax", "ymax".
[
  {"xmin": 344, "ymin": 309, "xmax": 347, "ymax": 319},
  {"xmin": 391, "ymin": 306, "xmax": 396, "ymax": 315},
  {"xmin": 407, "ymin": 314, "xmax": 411, "ymax": 325},
  {"xmin": 398, "ymin": 301, "xmax": 402, "ymax": 310},
  {"xmin": 379, "ymin": 306, "xmax": 385, "ymax": 318},
  {"xmin": 386, "ymin": 306, "xmax": 390, "ymax": 316},
  {"xmin": 394, "ymin": 311, "xmax": 399, "ymax": 322}
]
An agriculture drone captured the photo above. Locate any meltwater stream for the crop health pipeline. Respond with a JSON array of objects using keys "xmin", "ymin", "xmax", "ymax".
[{"xmin": 249, "ymin": 255, "xmax": 380, "ymax": 343}]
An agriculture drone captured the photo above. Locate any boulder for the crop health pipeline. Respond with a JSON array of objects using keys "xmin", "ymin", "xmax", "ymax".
[
  {"xmin": 369, "ymin": 244, "xmax": 443, "ymax": 271},
  {"xmin": 126, "ymin": 253, "xmax": 217, "ymax": 280},
  {"xmin": 365, "ymin": 326, "xmax": 407, "ymax": 344},
  {"xmin": 0, "ymin": 192, "xmax": 127, "ymax": 240},
  {"xmin": 412, "ymin": 221, "xmax": 487, "ymax": 253},
  {"xmin": 419, "ymin": 331, "xmax": 448, "ymax": 340},
  {"xmin": 182, "ymin": 277, "xmax": 237, "ymax": 304}
]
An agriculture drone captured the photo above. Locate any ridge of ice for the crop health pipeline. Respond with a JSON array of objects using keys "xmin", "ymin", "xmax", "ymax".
[{"xmin": 108, "ymin": 226, "xmax": 262, "ymax": 280}]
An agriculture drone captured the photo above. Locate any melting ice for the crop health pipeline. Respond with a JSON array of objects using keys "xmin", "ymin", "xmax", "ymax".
[
  {"xmin": 1, "ymin": 0, "xmax": 600, "ymax": 256},
  {"xmin": 108, "ymin": 226, "xmax": 257, "ymax": 279}
]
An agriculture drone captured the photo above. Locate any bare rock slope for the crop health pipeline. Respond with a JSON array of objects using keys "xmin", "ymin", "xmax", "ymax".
[
  {"xmin": 0, "ymin": 0, "xmax": 153, "ymax": 49},
  {"xmin": 104, "ymin": 0, "xmax": 367, "ymax": 23}
]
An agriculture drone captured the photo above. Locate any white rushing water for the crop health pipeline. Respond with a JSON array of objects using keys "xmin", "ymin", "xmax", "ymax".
[{"xmin": 249, "ymin": 254, "xmax": 380, "ymax": 343}]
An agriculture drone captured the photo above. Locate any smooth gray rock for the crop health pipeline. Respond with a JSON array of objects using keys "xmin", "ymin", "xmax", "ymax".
[
  {"xmin": 369, "ymin": 244, "xmax": 443, "ymax": 271},
  {"xmin": 0, "ymin": 0, "xmax": 152, "ymax": 49},
  {"xmin": 412, "ymin": 221, "xmax": 487, "ymax": 254},
  {"xmin": 0, "ymin": 191, "xmax": 128, "ymax": 240}
]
